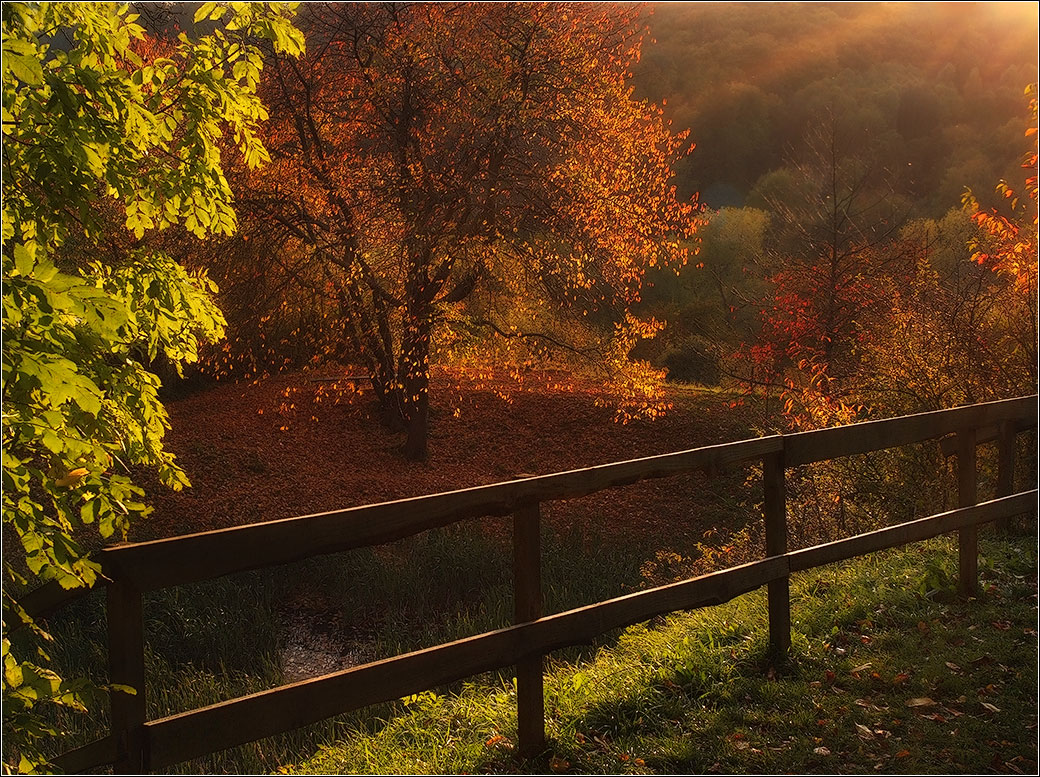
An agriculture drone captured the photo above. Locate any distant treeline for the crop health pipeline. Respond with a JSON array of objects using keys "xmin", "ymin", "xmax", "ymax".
[{"xmin": 634, "ymin": 1, "xmax": 1038, "ymax": 215}]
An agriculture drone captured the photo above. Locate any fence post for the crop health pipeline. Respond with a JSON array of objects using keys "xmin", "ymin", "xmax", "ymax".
[
  {"xmin": 957, "ymin": 428, "xmax": 978, "ymax": 598},
  {"xmin": 513, "ymin": 502, "xmax": 544, "ymax": 758},
  {"xmin": 763, "ymin": 448, "xmax": 790, "ymax": 657},
  {"xmin": 108, "ymin": 580, "xmax": 146, "ymax": 773},
  {"xmin": 995, "ymin": 420, "xmax": 1016, "ymax": 532}
]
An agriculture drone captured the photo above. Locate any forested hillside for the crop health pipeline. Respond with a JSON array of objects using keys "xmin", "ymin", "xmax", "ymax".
[
  {"xmin": 635, "ymin": 2, "xmax": 1037, "ymax": 212},
  {"xmin": 623, "ymin": 2, "xmax": 1038, "ymax": 427}
]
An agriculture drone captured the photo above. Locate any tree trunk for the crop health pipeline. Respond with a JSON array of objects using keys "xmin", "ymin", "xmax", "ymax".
[
  {"xmin": 400, "ymin": 305, "xmax": 432, "ymax": 462},
  {"xmin": 403, "ymin": 375, "xmax": 429, "ymax": 461}
]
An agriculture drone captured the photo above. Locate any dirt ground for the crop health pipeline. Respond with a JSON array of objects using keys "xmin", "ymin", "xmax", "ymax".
[{"xmin": 140, "ymin": 369, "xmax": 768, "ymax": 549}]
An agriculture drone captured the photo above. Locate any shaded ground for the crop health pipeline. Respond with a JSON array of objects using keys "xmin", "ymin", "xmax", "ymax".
[
  {"xmin": 134, "ymin": 370, "xmax": 774, "ymax": 686},
  {"xmin": 140, "ymin": 370, "xmax": 766, "ymax": 547}
]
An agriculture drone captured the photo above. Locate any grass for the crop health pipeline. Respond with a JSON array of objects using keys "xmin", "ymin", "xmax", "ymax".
[{"xmin": 286, "ymin": 532, "xmax": 1038, "ymax": 775}]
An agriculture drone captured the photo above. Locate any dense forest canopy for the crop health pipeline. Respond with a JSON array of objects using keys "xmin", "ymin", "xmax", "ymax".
[{"xmin": 633, "ymin": 2, "xmax": 1038, "ymax": 213}]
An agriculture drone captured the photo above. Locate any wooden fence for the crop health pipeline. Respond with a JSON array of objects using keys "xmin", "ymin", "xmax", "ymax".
[{"xmin": 22, "ymin": 395, "xmax": 1037, "ymax": 773}]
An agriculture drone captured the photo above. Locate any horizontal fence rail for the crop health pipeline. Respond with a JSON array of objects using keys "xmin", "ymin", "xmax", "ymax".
[
  {"xmin": 19, "ymin": 396, "xmax": 1036, "ymax": 619},
  {"xmin": 22, "ymin": 394, "xmax": 1036, "ymax": 773},
  {"xmin": 99, "ymin": 435, "xmax": 784, "ymax": 592},
  {"xmin": 783, "ymin": 395, "xmax": 1036, "ymax": 466}
]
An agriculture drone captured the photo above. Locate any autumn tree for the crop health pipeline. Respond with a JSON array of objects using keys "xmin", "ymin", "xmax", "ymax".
[
  {"xmin": 223, "ymin": 2, "xmax": 697, "ymax": 460},
  {"xmin": 1, "ymin": 3, "xmax": 302, "ymax": 769},
  {"xmin": 961, "ymin": 84, "xmax": 1038, "ymax": 386},
  {"xmin": 860, "ymin": 85, "xmax": 1038, "ymax": 413},
  {"xmin": 739, "ymin": 118, "xmax": 911, "ymax": 415}
]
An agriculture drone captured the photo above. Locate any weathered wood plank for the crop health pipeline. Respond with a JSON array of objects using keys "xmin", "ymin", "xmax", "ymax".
[
  {"xmin": 785, "ymin": 395, "xmax": 1036, "ymax": 466},
  {"xmin": 513, "ymin": 504, "xmax": 542, "ymax": 624},
  {"xmin": 13, "ymin": 579, "xmax": 94, "ymax": 626},
  {"xmin": 102, "ymin": 435, "xmax": 783, "ymax": 591},
  {"xmin": 108, "ymin": 582, "xmax": 146, "ymax": 774},
  {"xmin": 513, "ymin": 503, "xmax": 544, "ymax": 757},
  {"xmin": 763, "ymin": 450, "xmax": 790, "ymax": 656},
  {"xmin": 958, "ymin": 429, "xmax": 979, "ymax": 598},
  {"xmin": 788, "ymin": 492, "xmax": 1035, "ymax": 573},
  {"xmin": 937, "ymin": 417, "xmax": 1033, "ymax": 457},
  {"xmin": 50, "ymin": 735, "xmax": 118, "ymax": 774},
  {"xmin": 143, "ymin": 554, "xmax": 789, "ymax": 769}
]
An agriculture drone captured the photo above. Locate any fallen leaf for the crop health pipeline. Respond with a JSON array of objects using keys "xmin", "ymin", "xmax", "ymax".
[
  {"xmin": 851, "ymin": 663, "xmax": 872, "ymax": 674},
  {"xmin": 906, "ymin": 697, "xmax": 936, "ymax": 708},
  {"xmin": 855, "ymin": 723, "xmax": 874, "ymax": 740},
  {"xmin": 813, "ymin": 746, "xmax": 831, "ymax": 756},
  {"xmin": 981, "ymin": 701, "xmax": 1001, "ymax": 713},
  {"xmin": 549, "ymin": 756, "xmax": 570, "ymax": 773},
  {"xmin": 896, "ymin": 749, "xmax": 911, "ymax": 758},
  {"xmin": 945, "ymin": 661, "xmax": 961, "ymax": 672},
  {"xmin": 55, "ymin": 467, "xmax": 89, "ymax": 487}
]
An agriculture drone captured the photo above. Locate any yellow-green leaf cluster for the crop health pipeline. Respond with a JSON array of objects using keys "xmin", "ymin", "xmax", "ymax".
[{"xmin": 1, "ymin": 3, "xmax": 302, "ymax": 770}]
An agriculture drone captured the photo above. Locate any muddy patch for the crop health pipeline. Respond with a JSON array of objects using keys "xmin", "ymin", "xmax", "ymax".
[{"xmin": 277, "ymin": 600, "xmax": 377, "ymax": 683}]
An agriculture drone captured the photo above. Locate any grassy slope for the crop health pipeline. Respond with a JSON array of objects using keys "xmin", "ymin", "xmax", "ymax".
[{"xmin": 289, "ymin": 533, "xmax": 1038, "ymax": 775}]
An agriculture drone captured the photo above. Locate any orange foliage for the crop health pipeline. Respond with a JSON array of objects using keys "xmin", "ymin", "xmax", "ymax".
[
  {"xmin": 213, "ymin": 3, "xmax": 699, "ymax": 458},
  {"xmin": 963, "ymin": 84, "xmax": 1038, "ymax": 294}
]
